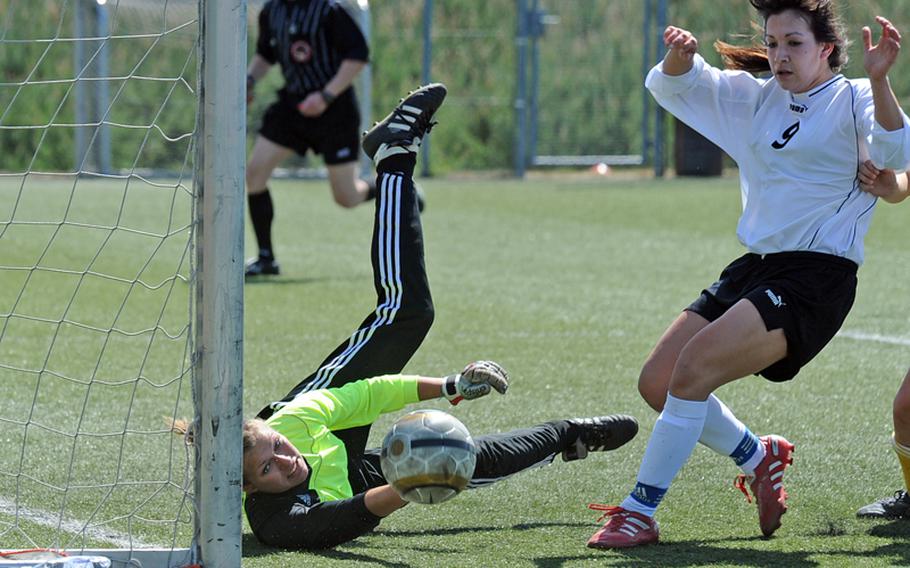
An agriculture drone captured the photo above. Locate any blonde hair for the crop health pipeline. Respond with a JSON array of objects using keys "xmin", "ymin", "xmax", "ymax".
[{"xmin": 168, "ymin": 417, "xmax": 195, "ymax": 444}]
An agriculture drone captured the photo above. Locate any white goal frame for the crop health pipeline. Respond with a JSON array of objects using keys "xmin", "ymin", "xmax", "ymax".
[
  {"xmin": 73, "ymin": 1, "xmax": 246, "ymax": 565},
  {"xmin": 76, "ymin": 0, "xmax": 245, "ymax": 565},
  {"xmin": 1, "ymin": 0, "xmax": 245, "ymax": 566},
  {"xmin": 189, "ymin": 0, "xmax": 246, "ymax": 564}
]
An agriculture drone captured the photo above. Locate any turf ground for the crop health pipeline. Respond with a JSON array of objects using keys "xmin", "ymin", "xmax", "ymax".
[
  {"xmin": 239, "ymin": 173, "xmax": 910, "ymax": 567},
  {"xmin": 2, "ymin": 172, "xmax": 909, "ymax": 566}
]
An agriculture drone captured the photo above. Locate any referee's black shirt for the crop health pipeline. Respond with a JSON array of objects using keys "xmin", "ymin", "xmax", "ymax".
[{"xmin": 256, "ymin": 0, "xmax": 369, "ymax": 103}]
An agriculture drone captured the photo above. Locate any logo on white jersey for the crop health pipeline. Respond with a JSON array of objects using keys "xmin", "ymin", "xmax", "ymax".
[
  {"xmin": 789, "ymin": 102, "xmax": 807, "ymax": 114},
  {"xmin": 765, "ymin": 289, "xmax": 786, "ymax": 308}
]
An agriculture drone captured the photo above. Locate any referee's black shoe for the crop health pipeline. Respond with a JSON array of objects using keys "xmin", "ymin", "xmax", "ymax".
[
  {"xmin": 245, "ymin": 256, "xmax": 280, "ymax": 278},
  {"xmin": 563, "ymin": 415, "xmax": 639, "ymax": 462},
  {"xmin": 362, "ymin": 83, "xmax": 447, "ymax": 162}
]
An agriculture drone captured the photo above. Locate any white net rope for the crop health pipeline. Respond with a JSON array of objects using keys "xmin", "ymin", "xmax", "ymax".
[{"xmin": 0, "ymin": 0, "xmax": 197, "ymax": 552}]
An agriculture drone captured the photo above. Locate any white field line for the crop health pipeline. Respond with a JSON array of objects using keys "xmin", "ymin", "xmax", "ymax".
[
  {"xmin": 0, "ymin": 496, "xmax": 155, "ymax": 549},
  {"xmin": 836, "ymin": 329, "xmax": 910, "ymax": 346}
]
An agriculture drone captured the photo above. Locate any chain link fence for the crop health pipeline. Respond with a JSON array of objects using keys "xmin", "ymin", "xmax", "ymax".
[{"xmin": 8, "ymin": 1, "xmax": 910, "ymax": 176}]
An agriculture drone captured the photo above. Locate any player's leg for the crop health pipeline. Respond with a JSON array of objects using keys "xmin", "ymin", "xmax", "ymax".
[
  {"xmin": 895, "ymin": 369, "xmax": 910, "ymax": 488},
  {"xmin": 589, "ymin": 300, "xmax": 787, "ymax": 548},
  {"xmin": 349, "ymin": 415, "xmax": 637, "ymax": 493},
  {"xmin": 857, "ymin": 367, "xmax": 910, "ymax": 519},
  {"xmin": 667, "ymin": 301, "xmax": 793, "ymax": 537},
  {"xmin": 639, "ymin": 308, "xmax": 780, "ymax": 474},
  {"xmin": 258, "ymin": 85, "xmax": 447, "ymax": 434},
  {"xmin": 669, "ymin": 299, "xmax": 786, "ymax": 398},
  {"xmin": 245, "ymin": 135, "xmax": 292, "ymax": 277},
  {"xmin": 319, "ymin": 159, "xmax": 434, "ymax": 453},
  {"xmin": 464, "ymin": 416, "xmax": 638, "ymax": 488},
  {"xmin": 326, "ymin": 161, "xmax": 373, "ymax": 208},
  {"xmin": 637, "ymin": 310, "xmax": 708, "ymax": 411},
  {"xmin": 257, "ymin": 148, "xmax": 433, "ymax": 414}
]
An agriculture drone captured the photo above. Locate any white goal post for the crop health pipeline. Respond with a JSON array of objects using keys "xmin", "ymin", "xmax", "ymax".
[{"xmin": 0, "ymin": 0, "xmax": 244, "ymax": 566}]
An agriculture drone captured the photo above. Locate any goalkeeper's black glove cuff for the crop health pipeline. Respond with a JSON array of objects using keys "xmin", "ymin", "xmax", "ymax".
[{"xmin": 443, "ymin": 374, "xmax": 463, "ymax": 405}]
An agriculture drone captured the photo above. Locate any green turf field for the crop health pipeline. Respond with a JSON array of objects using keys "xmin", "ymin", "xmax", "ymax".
[{"xmin": 3, "ymin": 172, "xmax": 909, "ymax": 565}]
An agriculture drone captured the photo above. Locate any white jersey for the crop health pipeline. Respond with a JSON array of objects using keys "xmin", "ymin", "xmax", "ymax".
[{"xmin": 646, "ymin": 53, "xmax": 910, "ymax": 265}]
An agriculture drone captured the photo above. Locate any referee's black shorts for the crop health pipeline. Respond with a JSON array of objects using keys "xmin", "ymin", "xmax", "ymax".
[
  {"xmin": 259, "ymin": 90, "xmax": 361, "ymax": 165},
  {"xmin": 687, "ymin": 251, "xmax": 858, "ymax": 383}
]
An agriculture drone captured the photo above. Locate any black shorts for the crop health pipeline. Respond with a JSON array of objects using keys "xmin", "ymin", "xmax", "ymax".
[
  {"xmin": 687, "ymin": 251, "xmax": 858, "ymax": 382},
  {"xmin": 259, "ymin": 91, "xmax": 361, "ymax": 165}
]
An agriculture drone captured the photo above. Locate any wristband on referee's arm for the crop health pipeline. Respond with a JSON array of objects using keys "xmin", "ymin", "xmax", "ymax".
[{"xmin": 321, "ymin": 89, "xmax": 337, "ymax": 106}]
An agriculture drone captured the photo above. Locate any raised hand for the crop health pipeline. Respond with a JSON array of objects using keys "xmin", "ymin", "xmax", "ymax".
[
  {"xmin": 662, "ymin": 26, "xmax": 699, "ymax": 76},
  {"xmin": 863, "ymin": 16, "xmax": 902, "ymax": 81}
]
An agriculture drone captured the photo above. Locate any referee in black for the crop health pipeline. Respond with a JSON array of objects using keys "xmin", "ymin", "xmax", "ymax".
[{"xmin": 245, "ymin": 0, "xmax": 372, "ymax": 277}]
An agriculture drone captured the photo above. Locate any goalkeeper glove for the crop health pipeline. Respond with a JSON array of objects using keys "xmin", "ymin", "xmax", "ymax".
[{"xmin": 443, "ymin": 361, "xmax": 509, "ymax": 405}]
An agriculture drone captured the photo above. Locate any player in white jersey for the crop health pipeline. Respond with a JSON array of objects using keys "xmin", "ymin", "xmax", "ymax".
[{"xmin": 586, "ymin": 0, "xmax": 910, "ymax": 549}]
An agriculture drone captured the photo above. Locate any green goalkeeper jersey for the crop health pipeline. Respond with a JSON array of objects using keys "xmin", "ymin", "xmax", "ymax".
[{"xmin": 265, "ymin": 374, "xmax": 421, "ymax": 502}]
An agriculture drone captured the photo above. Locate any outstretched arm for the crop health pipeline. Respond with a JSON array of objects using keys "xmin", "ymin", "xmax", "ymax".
[
  {"xmin": 364, "ymin": 484, "xmax": 408, "ymax": 516},
  {"xmin": 249, "ymin": 490, "xmax": 395, "ymax": 550},
  {"xmin": 864, "ymin": 16, "xmax": 904, "ymax": 131}
]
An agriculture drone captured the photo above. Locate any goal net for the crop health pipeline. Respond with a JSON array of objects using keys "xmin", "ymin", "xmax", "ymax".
[{"xmin": 0, "ymin": 1, "xmax": 244, "ymax": 566}]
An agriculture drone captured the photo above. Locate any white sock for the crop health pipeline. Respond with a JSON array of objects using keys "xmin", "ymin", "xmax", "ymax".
[
  {"xmin": 620, "ymin": 393, "xmax": 708, "ymax": 516},
  {"xmin": 699, "ymin": 395, "xmax": 744, "ymax": 455},
  {"xmin": 699, "ymin": 394, "xmax": 765, "ymax": 474}
]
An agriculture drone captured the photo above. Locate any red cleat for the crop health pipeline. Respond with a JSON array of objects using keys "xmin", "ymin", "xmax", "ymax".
[
  {"xmin": 734, "ymin": 434, "xmax": 795, "ymax": 537},
  {"xmin": 586, "ymin": 504, "xmax": 659, "ymax": 549}
]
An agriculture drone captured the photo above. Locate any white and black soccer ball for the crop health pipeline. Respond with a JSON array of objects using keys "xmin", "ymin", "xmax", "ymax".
[{"xmin": 380, "ymin": 409, "xmax": 477, "ymax": 505}]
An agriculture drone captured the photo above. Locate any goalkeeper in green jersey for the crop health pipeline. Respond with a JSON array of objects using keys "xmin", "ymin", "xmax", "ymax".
[
  {"xmin": 240, "ymin": 363, "xmax": 637, "ymax": 549},
  {"xmin": 216, "ymin": 85, "xmax": 638, "ymax": 549}
]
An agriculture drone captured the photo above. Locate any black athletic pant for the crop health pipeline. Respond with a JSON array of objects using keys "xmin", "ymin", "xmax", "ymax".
[
  {"xmin": 258, "ymin": 155, "xmax": 434, "ymax": 453},
  {"xmin": 348, "ymin": 421, "xmax": 579, "ymax": 494}
]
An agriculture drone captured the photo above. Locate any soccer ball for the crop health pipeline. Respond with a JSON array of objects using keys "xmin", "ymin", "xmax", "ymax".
[{"xmin": 380, "ymin": 409, "xmax": 477, "ymax": 505}]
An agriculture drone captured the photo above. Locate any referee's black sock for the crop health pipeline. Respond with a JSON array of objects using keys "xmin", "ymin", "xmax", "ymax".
[
  {"xmin": 248, "ymin": 189, "xmax": 275, "ymax": 260},
  {"xmin": 376, "ymin": 154, "xmax": 416, "ymax": 180}
]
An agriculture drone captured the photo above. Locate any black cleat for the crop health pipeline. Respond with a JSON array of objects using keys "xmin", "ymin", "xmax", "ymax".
[
  {"xmin": 362, "ymin": 83, "xmax": 447, "ymax": 161},
  {"xmin": 563, "ymin": 415, "xmax": 639, "ymax": 462},
  {"xmin": 245, "ymin": 256, "xmax": 280, "ymax": 278},
  {"xmin": 857, "ymin": 490, "xmax": 910, "ymax": 519}
]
